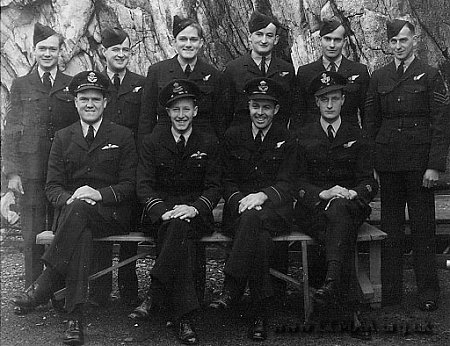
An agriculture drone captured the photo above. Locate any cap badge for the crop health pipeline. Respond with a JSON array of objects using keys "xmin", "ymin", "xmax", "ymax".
[
  {"xmin": 172, "ymin": 82, "xmax": 183, "ymax": 94},
  {"xmin": 321, "ymin": 73, "xmax": 331, "ymax": 85},
  {"xmin": 258, "ymin": 80, "xmax": 268, "ymax": 92},
  {"xmin": 87, "ymin": 72, "xmax": 97, "ymax": 83}
]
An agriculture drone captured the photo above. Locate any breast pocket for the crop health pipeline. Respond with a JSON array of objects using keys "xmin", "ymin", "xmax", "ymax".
[
  {"xmin": 97, "ymin": 148, "xmax": 120, "ymax": 171},
  {"xmin": 403, "ymin": 84, "xmax": 428, "ymax": 112}
]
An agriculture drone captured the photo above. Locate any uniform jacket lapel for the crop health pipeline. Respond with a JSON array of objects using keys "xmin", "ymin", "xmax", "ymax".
[
  {"xmin": 243, "ymin": 53, "xmax": 263, "ymax": 76},
  {"xmin": 117, "ymin": 69, "xmax": 137, "ymax": 97},
  {"xmin": 70, "ymin": 122, "xmax": 89, "ymax": 151},
  {"xmin": 160, "ymin": 127, "xmax": 178, "ymax": 155},
  {"xmin": 50, "ymin": 70, "xmax": 70, "ymax": 94},
  {"xmin": 29, "ymin": 69, "xmax": 48, "ymax": 94}
]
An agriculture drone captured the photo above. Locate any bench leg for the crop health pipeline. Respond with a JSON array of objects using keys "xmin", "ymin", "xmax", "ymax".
[
  {"xmin": 369, "ymin": 240, "xmax": 382, "ymax": 308},
  {"xmin": 301, "ymin": 241, "xmax": 310, "ymax": 322}
]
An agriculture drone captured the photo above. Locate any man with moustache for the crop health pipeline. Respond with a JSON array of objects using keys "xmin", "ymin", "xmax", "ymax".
[
  {"xmin": 139, "ymin": 16, "xmax": 223, "ymax": 138},
  {"xmin": 365, "ymin": 19, "xmax": 450, "ymax": 311},
  {"xmin": 92, "ymin": 26, "xmax": 146, "ymax": 307},
  {"xmin": 293, "ymin": 19, "xmax": 370, "ymax": 130},
  {"xmin": 3, "ymin": 23, "xmax": 78, "ymax": 287},
  {"xmin": 11, "ymin": 71, "xmax": 138, "ymax": 345},
  {"xmin": 222, "ymin": 11, "xmax": 295, "ymax": 130},
  {"xmin": 211, "ymin": 77, "xmax": 296, "ymax": 341},
  {"xmin": 134, "ymin": 79, "xmax": 221, "ymax": 345},
  {"xmin": 294, "ymin": 71, "xmax": 377, "ymax": 337}
]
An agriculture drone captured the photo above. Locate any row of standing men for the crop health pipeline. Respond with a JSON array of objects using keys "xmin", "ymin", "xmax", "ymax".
[{"xmin": 4, "ymin": 11, "xmax": 450, "ymax": 346}]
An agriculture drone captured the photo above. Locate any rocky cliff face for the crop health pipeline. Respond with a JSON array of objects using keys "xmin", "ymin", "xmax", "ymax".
[{"xmin": 1, "ymin": 0, "xmax": 449, "ymax": 169}]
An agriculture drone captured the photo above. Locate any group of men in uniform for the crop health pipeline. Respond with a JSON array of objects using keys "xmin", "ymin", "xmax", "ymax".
[{"xmin": 4, "ymin": 9, "xmax": 449, "ymax": 346}]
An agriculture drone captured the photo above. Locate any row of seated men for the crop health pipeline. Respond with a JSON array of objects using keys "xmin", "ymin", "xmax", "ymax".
[{"xmin": 5, "ymin": 11, "xmax": 449, "ymax": 346}]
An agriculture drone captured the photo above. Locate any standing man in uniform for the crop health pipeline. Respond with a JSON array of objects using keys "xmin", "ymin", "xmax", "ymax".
[
  {"xmin": 293, "ymin": 19, "xmax": 370, "ymax": 130},
  {"xmin": 95, "ymin": 26, "xmax": 146, "ymax": 307},
  {"xmin": 3, "ymin": 23, "xmax": 79, "ymax": 288},
  {"xmin": 139, "ymin": 16, "xmax": 223, "ymax": 139},
  {"xmin": 365, "ymin": 19, "xmax": 450, "ymax": 311},
  {"xmin": 211, "ymin": 78, "xmax": 296, "ymax": 341},
  {"xmin": 222, "ymin": 11, "xmax": 295, "ymax": 130},
  {"xmin": 134, "ymin": 80, "xmax": 221, "ymax": 345},
  {"xmin": 11, "ymin": 71, "xmax": 138, "ymax": 346},
  {"xmin": 294, "ymin": 71, "xmax": 377, "ymax": 335}
]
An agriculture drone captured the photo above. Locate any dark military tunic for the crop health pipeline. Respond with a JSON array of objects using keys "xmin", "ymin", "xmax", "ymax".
[
  {"xmin": 137, "ymin": 127, "xmax": 222, "ymax": 320},
  {"xmin": 365, "ymin": 57, "xmax": 450, "ymax": 304},
  {"xmin": 221, "ymin": 123, "xmax": 296, "ymax": 301},
  {"xmin": 138, "ymin": 56, "xmax": 224, "ymax": 139},
  {"xmin": 222, "ymin": 53, "xmax": 295, "ymax": 130},
  {"xmin": 293, "ymin": 56, "xmax": 370, "ymax": 130},
  {"xmin": 43, "ymin": 120, "xmax": 137, "ymax": 312},
  {"xmin": 3, "ymin": 69, "xmax": 78, "ymax": 286},
  {"xmin": 294, "ymin": 121, "xmax": 378, "ymax": 297},
  {"xmin": 102, "ymin": 69, "xmax": 145, "ymax": 140}
]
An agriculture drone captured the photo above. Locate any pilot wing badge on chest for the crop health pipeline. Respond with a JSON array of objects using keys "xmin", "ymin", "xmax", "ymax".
[
  {"xmin": 343, "ymin": 140, "xmax": 357, "ymax": 148},
  {"xmin": 191, "ymin": 151, "xmax": 207, "ymax": 159}
]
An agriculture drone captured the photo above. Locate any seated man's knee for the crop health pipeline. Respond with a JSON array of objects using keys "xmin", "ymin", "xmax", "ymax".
[
  {"xmin": 325, "ymin": 198, "xmax": 353, "ymax": 219},
  {"xmin": 239, "ymin": 208, "xmax": 264, "ymax": 227}
]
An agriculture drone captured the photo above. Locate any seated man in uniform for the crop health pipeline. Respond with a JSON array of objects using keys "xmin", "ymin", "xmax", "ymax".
[
  {"xmin": 11, "ymin": 71, "xmax": 138, "ymax": 346},
  {"xmin": 210, "ymin": 77, "xmax": 296, "ymax": 341},
  {"xmin": 293, "ymin": 71, "xmax": 378, "ymax": 336},
  {"xmin": 133, "ymin": 79, "xmax": 221, "ymax": 345}
]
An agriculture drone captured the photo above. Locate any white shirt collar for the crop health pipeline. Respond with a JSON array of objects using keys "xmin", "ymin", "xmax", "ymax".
[
  {"xmin": 395, "ymin": 54, "xmax": 415, "ymax": 72},
  {"xmin": 38, "ymin": 66, "xmax": 57, "ymax": 84},
  {"xmin": 80, "ymin": 117, "xmax": 103, "ymax": 137},
  {"xmin": 251, "ymin": 51, "xmax": 271, "ymax": 69},
  {"xmin": 320, "ymin": 116, "xmax": 341, "ymax": 136},
  {"xmin": 322, "ymin": 55, "xmax": 343, "ymax": 71},
  {"xmin": 177, "ymin": 55, "xmax": 197, "ymax": 73},
  {"xmin": 106, "ymin": 68, "xmax": 126, "ymax": 83},
  {"xmin": 171, "ymin": 126, "xmax": 193, "ymax": 144},
  {"xmin": 252, "ymin": 123, "xmax": 272, "ymax": 141}
]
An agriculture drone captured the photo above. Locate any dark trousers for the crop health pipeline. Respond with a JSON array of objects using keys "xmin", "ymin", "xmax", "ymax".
[
  {"xmin": 150, "ymin": 218, "xmax": 208, "ymax": 321},
  {"xmin": 41, "ymin": 200, "xmax": 122, "ymax": 312},
  {"xmin": 379, "ymin": 171, "xmax": 439, "ymax": 302},
  {"xmin": 21, "ymin": 179, "xmax": 49, "ymax": 287},
  {"xmin": 224, "ymin": 208, "xmax": 287, "ymax": 303},
  {"xmin": 298, "ymin": 198, "xmax": 368, "ymax": 300}
]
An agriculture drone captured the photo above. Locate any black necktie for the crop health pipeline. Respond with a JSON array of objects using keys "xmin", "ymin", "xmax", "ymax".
[
  {"xmin": 260, "ymin": 56, "xmax": 266, "ymax": 76},
  {"xmin": 397, "ymin": 61, "xmax": 404, "ymax": 79},
  {"xmin": 185, "ymin": 65, "xmax": 192, "ymax": 78},
  {"xmin": 85, "ymin": 125, "xmax": 95, "ymax": 147},
  {"xmin": 177, "ymin": 134, "xmax": 185, "ymax": 155},
  {"xmin": 42, "ymin": 72, "xmax": 52, "ymax": 90},
  {"xmin": 327, "ymin": 124, "xmax": 334, "ymax": 143},
  {"xmin": 329, "ymin": 62, "xmax": 337, "ymax": 72},
  {"xmin": 113, "ymin": 73, "xmax": 120, "ymax": 89},
  {"xmin": 255, "ymin": 130, "xmax": 263, "ymax": 148}
]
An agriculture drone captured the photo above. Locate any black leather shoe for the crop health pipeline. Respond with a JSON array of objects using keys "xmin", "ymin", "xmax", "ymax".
[
  {"xmin": 313, "ymin": 279, "xmax": 339, "ymax": 306},
  {"xmin": 209, "ymin": 292, "xmax": 234, "ymax": 310},
  {"xmin": 177, "ymin": 320, "xmax": 198, "ymax": 345},
  {"xmin": 63, "ymin": 319, "xmax": 84, "ymax": 345},
  {"xmin": 128, "ymin": 296, "xmax": 153, "ymax": 320},
  {"xmin": 11, "ymin": 283, "xmax": 49, "ymax": 310},
  {"xmin": 248, "ymin": 317, "xmax": 267, "ymax": 341}
]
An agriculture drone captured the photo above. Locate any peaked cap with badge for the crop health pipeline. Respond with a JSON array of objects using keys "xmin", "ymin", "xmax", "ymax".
[
  {"xmin": 319, "ymin": 19, "xmax": 345, "ymax": 37},
  {"xmin": 33, "ymin": 22, "xmax": 58, "ymax": 46},
  {"xmin": 159, "ymin": 79, "xmax": 200, "ymax": 107},
  {"xmin": 102, "ymin": 26, "xmax": 129, "ymax": 48},
  {"xmin": 172, "ymin": 15, "xmax": 198, "ymax": 38},
  {"xmin": 244, "ymin": 77, "xmax": 284, "ymax": 102},
  {"xmin": 310, "ymin": 70, "xmax": 347, "ymax": 96},
  {"xmin": 248, "ymin": 11, "xmax": 279, "ymax": 33},
  {"xmin": 386, "ymin": 19, "xmax": 412, "ymax": 39},
  {"xmin": 68, "ymin": 71, "xmax": 110, "ymax": 95}
]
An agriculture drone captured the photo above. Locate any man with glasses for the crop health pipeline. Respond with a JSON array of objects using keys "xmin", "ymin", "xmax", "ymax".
[{"xmin": 294, "ymin": 71, "xmax": 377, "ymax": 337}]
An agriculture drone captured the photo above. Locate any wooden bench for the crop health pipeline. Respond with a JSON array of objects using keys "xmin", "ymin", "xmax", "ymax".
[{"xmin": 36, "ymin": 207, "xmax": 386, "ymax": 321}]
